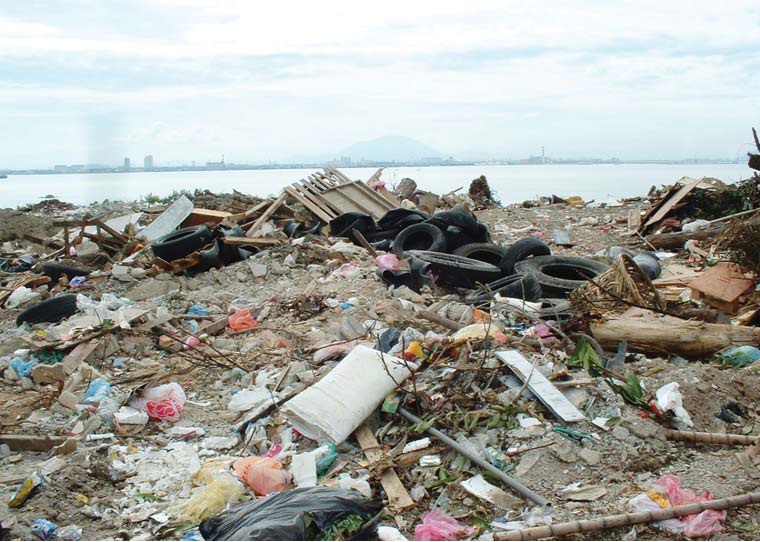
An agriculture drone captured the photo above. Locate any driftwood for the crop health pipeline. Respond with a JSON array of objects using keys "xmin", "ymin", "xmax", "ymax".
[
  {"xmin": 644, "ymin": 223, "xmax": 726, "ymax": 249},
  {"xmin": 590, "ymin": 311, "xmax": 760, "ymax": 357},
  {"xmin": 495, "ymin": 491, "xmax": 760, "ymax": 540}
]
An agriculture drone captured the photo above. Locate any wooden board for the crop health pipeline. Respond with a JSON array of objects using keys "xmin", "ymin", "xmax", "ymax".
[
  {"xmin": 689, "ymin": 262, "xmax": 754, "ymax": 314},
  {"xmin": 355, "ymin": 424, "xmax": 415, "ymax": 510},
  {"xmin": 320, "ymin": 182, "xmax": 394, "ymax": 219},
  {"xmin": 245, "ymin": 193, "xmax": 287, "ymax": 237},
  {"xmin": 181, "ymin": 208, "xmax": 233, "ymax": 228},
  {"xmin": 641, "ymin": 177, "xmax": 702, "ymax": 231},
  {"xmin": 496, "ymin": 350, "xmax": 586, "ymax": 423},
  {"xmin": 222, "ymin": 236, "xmax": 281, "ymax": 246}
]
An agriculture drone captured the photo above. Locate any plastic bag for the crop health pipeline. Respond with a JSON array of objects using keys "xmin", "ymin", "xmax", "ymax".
[
  {"xmin": 629, "ymin": 474, "xmax": 725, "ymax": 538},
  {"xmin": 199, "ymin": 487, "xmax": 382, "ymax": 541},
  {"xmin": 7, "ymin": 286, "xmax": 40, "ymax": 309},
  {"xmin": 374, "ymin": 254, "xmax": 400, "ymax": 271},
  {"xmin": 9, "ymin": 356, "xmax": 39, "ymax": 378},
  {"xmin": 718, "ymin": 345, "xmax": 760, "ymax": 367},
  {"xmin": 173, "ymin": 472, "xmax": 245, "ymax": 524},
  {"xmin": 655, "ymin": 382, "xmax": 693, "ymax": 428},
  {"xmin": 228, "ymin": 308, "xmax": 258, "ymax": 331},
  {"xmin": 129, "ymin": 382, "xmax": 186, "ymax": 421},
  {"xmin": 414, "ymin": 509, "xmax": 477, "ymax": 541},
  {"xmin": 233, "ymin": 456, "xmax": 289, "ymax": 496}
]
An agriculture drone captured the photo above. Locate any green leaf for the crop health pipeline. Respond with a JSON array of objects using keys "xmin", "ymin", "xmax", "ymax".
[{"xmin": 569, "ymin": 337, "xmax": 602, "ymax": 375}]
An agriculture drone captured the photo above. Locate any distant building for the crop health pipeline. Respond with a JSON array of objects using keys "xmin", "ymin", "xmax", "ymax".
[
  {"xmin": 54, "ymin": 165, "xmax": 68, "ymax": 172},
  {"xmin": 124, "ymin": 157, "xmax": 131, "ymax": 170},
  {"xmin": 206, "ymin": 155, "xmax": 226, "ymax": 169},
  {"xmin": 144, "ymin": 155, "xmax": 154, "ymax": 169}
]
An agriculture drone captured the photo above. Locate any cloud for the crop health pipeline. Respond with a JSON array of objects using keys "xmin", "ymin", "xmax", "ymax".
[{"xmin": 1, "ymin": 0, "xmax": 758, "ymax": 167}]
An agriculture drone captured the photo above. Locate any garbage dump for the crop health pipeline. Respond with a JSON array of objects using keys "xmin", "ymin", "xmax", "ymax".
[{"xmin": 2, "ymin": 156, "xmax": 760, "ymax": 541}]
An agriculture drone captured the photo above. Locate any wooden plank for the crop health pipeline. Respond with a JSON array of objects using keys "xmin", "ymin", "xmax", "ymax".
[
  {"xmin": 642, "ymin": 177, "xmax": 703, "ymax": 230},
  {"xmin": 496, "ymin": 350, "xmax": 586, "ymax": 423},
  {"xmin": 347, "ymin": 181, "xmax": 395, "ymax": 212},
  {"xmin": 181, "ymin": 208, "xmax": 233, "ymax": 228},
  {"xmin": 295, "ymin": 182, "xmax": 341, "ymax": 217},
  {"xmin": 222, "ymin": 236, "xmax": 281, "ymax": 246},
  {"xmin": 288, "ymin": 183, "xmax": 339, "ymax": 222},
  {"xmin": 355, "ymin": 424, "xmax": 415, "ymax": 510},
  {"xmin": 245, "ymin": 193, "xmax": 287, "ymax": 237},
  {"xmin": 0, "ymin": 433, "xmax": 67, "ymax": 452},
  {"xmin": 285, "ymin": 186, "xmax": 334, "ymax": 222},
  {"xmin": 307, "ymin": 175, "xmax": 331, "ymax": 191},
  {"xmin": 227, "ymin": 200, "xmax": 271, "ymax": 222},
  {"xmin": 62, "ymin": 340, "xmax": 101, "ymax": 375}
]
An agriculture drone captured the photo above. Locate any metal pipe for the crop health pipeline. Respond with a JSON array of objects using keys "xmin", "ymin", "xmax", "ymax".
[{"xmin": 398, "ymin": 407, "xmax": 549, "ymax": 506}]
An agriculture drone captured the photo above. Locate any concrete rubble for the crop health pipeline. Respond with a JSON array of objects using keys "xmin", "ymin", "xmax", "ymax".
[{"xmin": 1, "ymin": 157, "xmax": 760, "ymax": 540}]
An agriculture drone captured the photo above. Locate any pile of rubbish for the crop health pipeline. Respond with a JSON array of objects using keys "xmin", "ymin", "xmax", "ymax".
[{"xmin": 2, "ymin": 152, "xmax": 760, "ymax": 541}]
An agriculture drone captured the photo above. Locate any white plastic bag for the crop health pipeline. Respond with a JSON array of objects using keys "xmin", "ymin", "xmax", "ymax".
[
  {"xmin": 655, "ymin": 382, "xmax": 693, "ymax": 428},
  {"xmin": 6, "ymin": 287, "xmax": 40, "ymax": 309}
]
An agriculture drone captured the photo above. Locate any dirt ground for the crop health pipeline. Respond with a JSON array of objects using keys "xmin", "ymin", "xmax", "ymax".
[{"xmin": 2, "ymin": 196, "xmax": 760, "ymax": 541}]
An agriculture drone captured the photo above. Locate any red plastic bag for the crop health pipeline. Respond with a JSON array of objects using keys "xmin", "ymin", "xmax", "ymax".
[
  {"xmin": 128, "ymin": 382, "xmax": 186, "ymax": 422},
  {"xmin": 233, "ymin": 456, "xmax": 289, "ymax": 496},
  {"xmin": 228, "ymin": 308, "xmax": 258, "ymax": 331},
  {"xmin": 414, "ymin": 509, "xmax": 476, "ymax": 541},
  {"xmin": 653, "ymin": 475, "xmax": 726, "ymax": 537}
]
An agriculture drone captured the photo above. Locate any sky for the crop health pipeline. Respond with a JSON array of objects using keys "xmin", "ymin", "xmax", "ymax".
[{"xmin": 1, "ymin": 0, "xmax": 759, "ymax": 169}]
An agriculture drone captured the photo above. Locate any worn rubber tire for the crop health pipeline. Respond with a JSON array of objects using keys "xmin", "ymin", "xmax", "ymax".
[
  {"xmin": 464, "ymin": 273, "xmax": 542, "ymax": 304},
  {"xmin": 152, "ymin": 226, "xmax": 213, "ymax": 261},
  {"xmin": 406, "ymin": 250, "xmax": 502, "ymax": 288},
  {"xmin": 443, "ymin": 226, "xmax": 477, "ymax": 251},
  {"xmin": 16, "ymin": 294, "xmax": 78, "ymax": 327},
  {"xmin": 41, "ymin": 262, "xmax": 92, "ymax": 286},
  {"xmin": 515, "ymin": 255, "xmax": 608, "ymax": 296},
  {"xmin": 453, "ymin": 243, "xmax": 508, "ymax": 267},
  {"xmin": 329, "ymin": 212, "xmax": 375, "ymax": 238},
  {"xmin": 499, "ymin": 237, "xmax": 551, "ymax": 275},
  {"xmin": 393, "ymin": 223, "xmax": 447, "ymax": 257},
  {"xmin": 429, "ymin": 205, "xmax": 480, "ymax": 236},
  {"xmin": 378, "ymin": 208, "xmax": 429, "ymax": 230},
  {"xmin": 633, "ymin": 253, "xmax": 662, "ymax": 280}
]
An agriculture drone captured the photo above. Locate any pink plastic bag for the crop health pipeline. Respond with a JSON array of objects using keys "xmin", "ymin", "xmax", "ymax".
[
  {"xmin": 228, "ymin": 308, "xmax": 258, "ymax": 331},
  {"xmin": 129, "ymin": 382, "xmax": 186, "ymax": 422},
  {"xmin": 414, "ymin": 509, "xmax": 476, "ymax": 541},
  {"xmin": 653, "ymin": 475, "xmax": 726, "ymax": 537},
  {"xmin": 233, "ymin": 456, "xmax": 289, "ymax": 496},
  {"xmin": 374, "ymin": 254, "xmax": 400, "ymax": 271}
]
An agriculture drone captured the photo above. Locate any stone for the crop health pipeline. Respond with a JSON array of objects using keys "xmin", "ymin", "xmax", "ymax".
[
  {"xmin": 125, "ymin": 278, "xmax": 179, "ymax": 302},
  {"xmin": 580, "ymin": 448, "xmax": 601, "ymax": 466},
  {"xmin": 130, "ymin": 267, "xmax": 147, "ymax": 279},
  {"xmin": 562, "ymin": 387, "xmax": 588, "ymax": 410},
  {"xmin": 625, "ymin": 417, "xmax": 661, "ymax": 439},
  {"xmin": 30, "ymin": 363, "xmax": 66, "ymax": 385},
  {"xmin": 111, "ymin": 265, "xmax": 133, "ymax": 282},
  {"xmin": 552, "ymin": 439, "xmax": 579, "ymax": 463},
  {"xmin": 235, "ymin": 271, "xmax": 248, "ymax": 281},
  {"xmin": 247, "ymin": 261, "xmax": 268, "ymax": 278},
  {"xmin": 20, "ymin": 377, "xmax": 34, "ymax": 390},
  {"xmin": 612, "ymin": 425, "xmax": 632, "ymax": 441}
]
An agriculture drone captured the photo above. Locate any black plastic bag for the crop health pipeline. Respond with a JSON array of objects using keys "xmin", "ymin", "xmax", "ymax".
[{"xmin": 199, "ymin": 487, "xmax": 383, "ymax": 541}]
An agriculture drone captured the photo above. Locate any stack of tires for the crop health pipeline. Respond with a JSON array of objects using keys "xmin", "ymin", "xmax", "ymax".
[
  {"xmin": 332, "ymin": 205, "xmax": 609, "ymax": 302},
  {"xmin": 150, "ymin": 225, "xmax": 259, "ymax": 273}
]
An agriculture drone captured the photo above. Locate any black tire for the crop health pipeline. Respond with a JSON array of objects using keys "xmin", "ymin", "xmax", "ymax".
[
  {"xmin": 443, "ymin": 226, "xmax": 477, "ymax": 251},
  {"xmin": 465, "ymin": 273, "xmax": 542, "ymax": 304},
  {"xmin": 406, "ymin": 250, "xmax": 502, "ymax": 288},
  {"xmin": 42, "ymin": 262, "xmax": 92, "ymax": 286},
  {"xmin": 16, "ymin": 294, "xmax": 78, "ymax": 327},
  {"xmin": 365, "ymin": 228, "xmax": 400, "ymax": 242},
  {"xmin": 429, "ymin": 205, "xmax": 480, "ymax": 236},
  {"xmin": 393, "ymin": 223, "xmax": 447, "ymax": 257},
  {"xmin": 453, "ymin": 243, "xmax": 508, "ymax": 267},
  {"xmin": 377, "ymin": 208, "xmax": 429, "ymax": 230},
  {"xmin": 152, "ymin": 226, "xmax": 213, "ymax": 261},
  {"xmin": 329, "ymin": 212, "xmax": 375, "ymax": 238},
  {"xmin": 515, "ymin": 255, "xmax": 608, "ymax": 296},
  {"xmin": 500, "ymin": 237, "xmax": 552, "ymax": 275},
  {"xmin": 633, "ymin": 253, "xmax": 662, "ymax": 280}
]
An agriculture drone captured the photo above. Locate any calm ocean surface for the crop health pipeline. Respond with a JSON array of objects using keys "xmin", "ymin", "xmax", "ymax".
[{"xmin": 0, "ymin": 163, "xmax": 752, "ymax": 209}]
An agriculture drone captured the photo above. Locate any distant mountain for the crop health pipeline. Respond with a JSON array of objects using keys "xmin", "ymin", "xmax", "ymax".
[{"xmin": 340, "ymin": 136, "xmax": 442, "ymax": 162}]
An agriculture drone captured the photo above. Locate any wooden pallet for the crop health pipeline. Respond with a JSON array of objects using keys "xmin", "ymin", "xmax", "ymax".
[{"xmin": 245, "ymin": 167, "xmax": 395, "ymax": 237}]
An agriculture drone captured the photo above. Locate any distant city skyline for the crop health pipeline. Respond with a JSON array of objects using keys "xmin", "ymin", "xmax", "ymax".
[{"xmin": 1, "ymin": 1, "xmax": 758, "ymax": 169}]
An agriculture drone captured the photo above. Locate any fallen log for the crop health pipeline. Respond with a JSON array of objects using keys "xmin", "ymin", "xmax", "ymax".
[
  {"xmin": 495, "ymin": 490, "xmax": 760, "ymax": 540},
  {"xmin": 590, "ymin": 312, "xmax": 760, "ymax": 357},
  {"xmin": 644, "ymin": 223, "xmax": 726, "ymax": 250}
]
